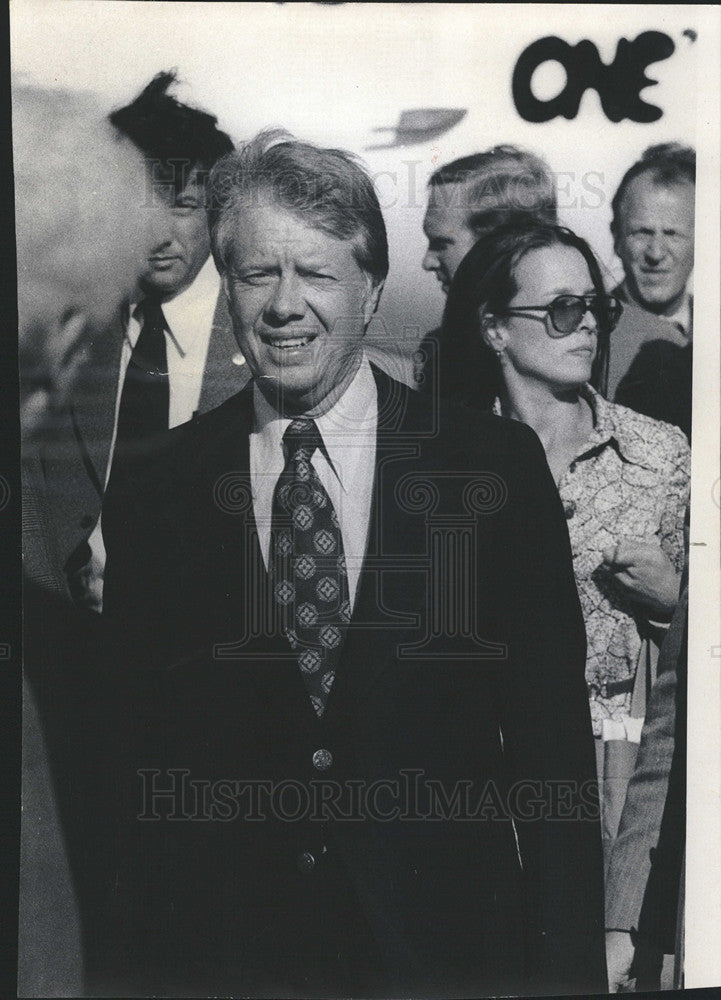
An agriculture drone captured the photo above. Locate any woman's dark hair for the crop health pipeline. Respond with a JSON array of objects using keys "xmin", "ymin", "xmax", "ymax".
[{"xmin": 439, "ymin": 219, "xmax": 611, "ymax": 410}]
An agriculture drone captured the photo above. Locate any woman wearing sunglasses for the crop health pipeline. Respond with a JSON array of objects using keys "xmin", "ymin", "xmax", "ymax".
[{"xmin": 438, "ymin": 219, "xmax": 690, "ymax": 858}]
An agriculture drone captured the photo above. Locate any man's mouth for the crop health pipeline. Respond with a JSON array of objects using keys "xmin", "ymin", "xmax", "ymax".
[
  {"xmin": 639, "ymin": 270, "xmax": 670, "ymax": 280},
  {"xmin": 261, "ymin": 333, "xmax": 319, "ymax": 350}
]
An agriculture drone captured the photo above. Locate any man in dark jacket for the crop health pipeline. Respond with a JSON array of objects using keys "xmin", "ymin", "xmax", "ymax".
[{"xmin": 102, "ymin": 129, "xmax": 607, "ymax": 998}]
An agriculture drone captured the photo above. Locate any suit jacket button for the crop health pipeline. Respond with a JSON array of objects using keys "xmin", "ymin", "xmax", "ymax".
[
  {"xmin": 297, "ymin": 851, "xmax": 316, "ymax": 873},
  {"xmin": 563, "ymin": 501, "xmax": 576, "ymax": 519},
  {"xmin": 80, "ymin": 515, "xmax": 94, "ymax": 529},
  {"xmin": 312, "ymin": 749, "xmax": 333, "ymax": 771}
]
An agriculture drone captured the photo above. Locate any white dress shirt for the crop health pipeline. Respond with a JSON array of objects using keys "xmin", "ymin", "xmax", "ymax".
[
  {"xmin": 250, "ymin": 354, "xmax": 378, "ymax": 609},
  {"xmin": 121, "ymin": 256, "xmax": 222, "ymax": 432},
  {"xmin": 84, "ymin": 257, "xmax": 221, "ymax": 611}
]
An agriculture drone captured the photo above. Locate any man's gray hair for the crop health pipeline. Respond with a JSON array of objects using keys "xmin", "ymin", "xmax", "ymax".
[
  {"xmin": 428, "ymin": 145, "xmax": 558, "ymax": 235},
  {"xmin": 207, "ymin": 128, "xmax": 389, "ymax": 286}
]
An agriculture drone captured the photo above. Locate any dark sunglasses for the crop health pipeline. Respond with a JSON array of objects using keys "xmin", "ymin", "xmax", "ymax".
[{"xmin": 503, "ymin": 294, "xmax": 623, "ymax": 337}]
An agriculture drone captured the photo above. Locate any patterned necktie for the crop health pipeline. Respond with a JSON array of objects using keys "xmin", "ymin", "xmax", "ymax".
[
  {"xmin": 270, "ymin": 419, "xmax": 351, "ymax": 717},
  {"xmin": 115, "ymin": 298, "xmax": 169, "ymax": 449}
]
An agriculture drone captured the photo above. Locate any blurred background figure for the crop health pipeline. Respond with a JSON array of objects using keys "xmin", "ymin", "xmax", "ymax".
[
  {"xmin": 608, "ymin": 143, "xmax": 695, "ymax": 439},
  {"xmin": 39, "ymin": 70, "xmax": 239, "ymax": 613},
  {"xmin": 16, "ymin": 73, "xmax": 242, "ymax": 996},
  {"xmin": 415, "ymin": 145, "xmax": 557, "ymax": 391},
  {"xmin": 438, "ymin": 218, "xmax": 690, "ymax": 866},
  {"xmin": 14, "ymin": 80, "xmax": 153, "ymax": 996},
  {"xmin": 15, "ymin": 83, "xmax": 150, "ymax": 446}
]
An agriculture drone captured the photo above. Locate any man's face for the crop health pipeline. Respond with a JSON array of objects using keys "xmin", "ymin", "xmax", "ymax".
[
  {"xmin": 422, "ymin": 182, "xmax": 478, "ymax": 294},
  {"xmin": 140, "ymin": 168, "xmax": 211, "ymax": 300},
  {"xmin": 224, "ymin": 196, "xmax": 382, "ymax": 417},
  {"xmin": 614, "ymin": 173, "xmax": 695, "ymax": 315}
]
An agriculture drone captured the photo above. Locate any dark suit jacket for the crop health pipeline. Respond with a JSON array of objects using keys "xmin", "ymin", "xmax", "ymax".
[
  {"xmin": 615, "ymin": 340, "xmax": 692, "ymax": 442},
  {"xmin": 607, "ymin": 286, "xmax": 691, "ymax": 403},
  {"xmin": 101, "ymin": 366, "xmax": 606, "ymax": 997}
]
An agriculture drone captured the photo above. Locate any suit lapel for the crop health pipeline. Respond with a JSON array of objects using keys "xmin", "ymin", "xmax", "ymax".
[
  {"xmin": 70, "ymin": 310, "xmax": 127, "ymax": 494},
  {"xmin": 197, "ymin": 291, "xmax": 249, "ymax": 415},
  {"xmin": 35, "ymin": 312, "xmax": 125, "ymax": 568},
  {"xmin": 200, "ymin": 384, "xmax": 326, "ymax": 733},
  {"xmin": 326, "ymin": 367, "xmax": 428, "ymax": 715},
  {"xmin": 199, "ymin": 368, "xmax": 426, "ymax": 721}
]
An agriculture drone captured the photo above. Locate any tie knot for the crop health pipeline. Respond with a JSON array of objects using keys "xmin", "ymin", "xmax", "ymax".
[
  {"xmin": 283, "ymin": 418, "xmax": 322, "ymax": 459},
  {"xmin": 139, "ymin": 297, "xmax": 166, "ymax": 331}
]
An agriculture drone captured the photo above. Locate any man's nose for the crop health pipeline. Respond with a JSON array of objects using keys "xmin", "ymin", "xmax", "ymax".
[
  {"xmin": 149, "ymin": 205, "xmax": 174, "ymax": 249},
  {"xmin": 643, "ymin": 234, "xmax": 667, "ymax": 263},
  {"xmin": 265, "ymin": 273, "xmax": 306, "ymax": 323},
  {"xmin": 422, "ymin": 248, "xmax": 438, "ymax": 272}
]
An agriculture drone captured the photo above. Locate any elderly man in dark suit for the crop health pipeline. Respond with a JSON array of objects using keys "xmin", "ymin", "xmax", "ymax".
[{"xmin": 102, "ymin": 129, "xmax": 606, "ymax": 998}]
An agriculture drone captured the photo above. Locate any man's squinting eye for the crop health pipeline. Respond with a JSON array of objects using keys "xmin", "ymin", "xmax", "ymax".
[
  {"xmin": 234, "ymin": 271, "xmax": 274, "ymax": 286},
  {"xmin": 300, "ymin": 269, "xmax": 335, "ymax": 281}
]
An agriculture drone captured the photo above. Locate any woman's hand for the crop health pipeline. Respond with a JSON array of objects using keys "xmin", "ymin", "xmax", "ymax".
[{"xmin": 602, "ymin": 539, "xmax": 681, "ymax": 619}]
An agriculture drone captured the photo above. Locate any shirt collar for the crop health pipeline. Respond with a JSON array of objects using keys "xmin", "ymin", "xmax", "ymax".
[
  {"xmin": 129, "ymin": 256, "xmax": 221, "ymax": 355},
  {"xmin": 161, "ymin": 256, "xmax": 221, "ymax": 354},
  {"xmin": 493, "ymin": 384, "xmax": 657, "ymax": 470},
  {"xmin": 252, "ymin": 353, "xmax": 377, "ymax": 493},
  {"xmin": 619, "ymin": 280, "xmax": 692, "ymax": 337},
  {"xmin": 580, "ymin": 385, "xmax": 659, "ymax": 468},
  {"xmin": 665, "ymin": 291, "xmax": 693, "ymax": 337}
]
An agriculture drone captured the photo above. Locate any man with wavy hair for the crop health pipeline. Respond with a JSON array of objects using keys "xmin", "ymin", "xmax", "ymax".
[{"xmin": 103, "ymin": 129, "xmax": 606, "ymax": 997}]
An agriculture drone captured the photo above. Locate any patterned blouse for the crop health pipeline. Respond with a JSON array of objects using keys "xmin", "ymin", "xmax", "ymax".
[{"xmin": 495, "ymin": 386, "xmax": 690, "ymax": 736}]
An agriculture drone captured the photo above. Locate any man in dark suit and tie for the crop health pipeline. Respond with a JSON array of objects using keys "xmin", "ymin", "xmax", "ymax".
[
  {"xmin": 102, "ymin": 130, "xmax": 607, "ymax": 998},
  {"xmin": 30, "ymin": 71, "xmax": 243, "ymax": 612}
]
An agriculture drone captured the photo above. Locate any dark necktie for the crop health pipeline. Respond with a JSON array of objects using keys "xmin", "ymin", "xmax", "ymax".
[
  {"xmin": 115, "ymin": 298, "xmax": 169, "ymax": 450},
  {"xmin": 270, "ymin": 419, "xmax": 351, "ymax": 717}
]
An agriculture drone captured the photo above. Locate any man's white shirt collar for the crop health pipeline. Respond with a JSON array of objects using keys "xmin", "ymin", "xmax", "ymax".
[
  {"xmin": 249, "ymin": 354, "xmax": 378, "ymax": 605},
  {"xmin": 251, "ymin": 353, "xmax": 378, "ymax": 494},
  {"xmin": 129, "ymin": 256, "xmax": 221, "ymax": 356}
]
